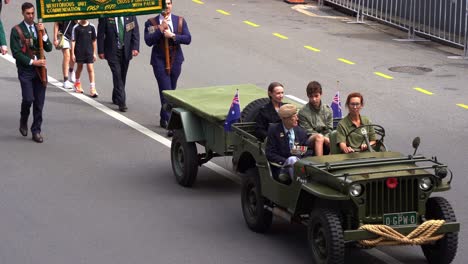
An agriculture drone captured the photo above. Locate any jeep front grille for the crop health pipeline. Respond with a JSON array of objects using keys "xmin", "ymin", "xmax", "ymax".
[{"xmin": 364, "ymin": 177, "xmax": 419, "ymax": 221}]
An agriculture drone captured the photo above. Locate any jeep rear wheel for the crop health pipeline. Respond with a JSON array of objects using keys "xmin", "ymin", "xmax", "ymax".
[
  {"xmin": 241, "ymin": 98, "xmax": 270, "ymax": 122},
  {"xmin": 308, "ymin": 208, "xmax": 344, "ymax": 264},
  {"xmin": 421, "ymin": 197, "xmax": 458, "ymax": 264},
  {"xmin": 171, "ymin": 129, "xmax": 198, "ymax": 187},
  {"xmin": 241, "ymin": 168, "xmax": 272, "ymax": 233}
]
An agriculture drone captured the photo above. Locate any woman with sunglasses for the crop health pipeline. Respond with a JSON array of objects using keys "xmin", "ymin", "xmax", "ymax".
[{"xmin": 336, "ymin": 92, "xmax": 376, "ymax": 153}]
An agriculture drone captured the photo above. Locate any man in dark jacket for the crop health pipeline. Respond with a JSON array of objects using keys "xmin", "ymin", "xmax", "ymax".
[
  {"xmin": 98, "ymin": 16, "xmax": 140, "ymax": 112},
  {"xmin": 266, "ymin": 104, "xmax": 312, "ymax": 183},
  {"xmin": 144, "ymin": 0, "xmax": 191, "ymax": 136}
]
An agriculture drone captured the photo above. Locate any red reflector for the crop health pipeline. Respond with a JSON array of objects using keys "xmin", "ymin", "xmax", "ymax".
[{"xmin": 386, "ymin": 178, "xmax": 398, "ymax": 189}]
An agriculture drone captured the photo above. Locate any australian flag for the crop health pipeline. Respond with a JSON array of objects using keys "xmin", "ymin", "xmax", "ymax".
[
  {"xmin": 330, "ymin": 91, "xmax": 342, "ymax": 119},
  {"xmin": 224, "ymin": 90, "xmax": 241, "ymax": 132}
]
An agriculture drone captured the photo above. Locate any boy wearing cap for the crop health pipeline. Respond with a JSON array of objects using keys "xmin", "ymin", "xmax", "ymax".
[{"xmin": 265, "ymin": 104, "xmax": 311, "ymax": 183}]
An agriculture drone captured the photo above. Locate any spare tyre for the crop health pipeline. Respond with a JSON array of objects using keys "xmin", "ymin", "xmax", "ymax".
[{"xmin": 241, "ymin": 98, "xmax": 270, "ymax": 122}]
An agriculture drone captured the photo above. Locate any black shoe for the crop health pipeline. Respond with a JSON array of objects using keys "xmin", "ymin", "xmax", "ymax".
[
  {"xmin": 167, "ymin": 130, "xmax": 174, "ymax": 137},
  {"xmin": 160, "ymin": 120, "xmax": 168, "ymax": 129},
  {"xmin": 32, "ymin": 133, "xmax": 43, "ymax": 143},
  {"xmin": 119, "ymin": 105, "xmax": 128, "ymax": 112},
  {"xmin": 19, "ymin": 120, "xmax": 28, "ymax": 137}
]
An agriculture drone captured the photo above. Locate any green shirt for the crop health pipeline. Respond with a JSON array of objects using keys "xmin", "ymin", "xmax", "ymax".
[
  {"xmin": 298, "ymin": 102, "xmax": 333, "ymax": 138},
  {"xmin": 9, "ymin": 22, "xmax": 53, "ymax": 69},
  {"xmin": 0, "ymin": 20, "xmax": 6, "ymax": 46},
  {"xmin": 336, "ymin": 114, "xmax": 376, "ymax": 151}
]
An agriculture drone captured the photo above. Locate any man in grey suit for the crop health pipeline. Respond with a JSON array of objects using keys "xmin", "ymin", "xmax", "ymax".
[{"xmin": 97, "ymin": 16, "xmax": 140, "ymax": 112}]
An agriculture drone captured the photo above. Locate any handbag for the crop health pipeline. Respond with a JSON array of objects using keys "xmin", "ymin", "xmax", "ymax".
[
  {"xmin": 56, "ymin": 33, "xmax": 65, "ymax": 50},
  {"xmin": 55, "ymin": 21, "xmax": 71, "ymax": 50}
]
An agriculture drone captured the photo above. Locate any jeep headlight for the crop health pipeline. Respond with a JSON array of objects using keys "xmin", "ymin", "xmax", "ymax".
[
  {"xmin": 419, "ymin": 177, "xmax": 433, "ymax": 191},
  {"xmin": 349, "ymin": 184, "xmax": 363, "ymax": 197}
]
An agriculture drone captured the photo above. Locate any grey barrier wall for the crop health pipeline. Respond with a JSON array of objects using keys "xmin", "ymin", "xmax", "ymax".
[{"xmin": 322, "ymin": 0, "xmax": 468, "ymax": 56}]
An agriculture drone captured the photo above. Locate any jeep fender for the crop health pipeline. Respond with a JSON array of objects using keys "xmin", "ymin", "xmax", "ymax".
[
  {"xmin": 168, "ymin": 108, "xmax": 205, "ymax": 142},
  {"xmin": 301, "ymin": 183, "xmax": 349, "ymax": 201}
]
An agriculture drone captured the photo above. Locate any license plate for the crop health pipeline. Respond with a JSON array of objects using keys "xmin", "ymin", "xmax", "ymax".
[{"xmin": 383, "ymin": 212, "xmax": 417, "ymax": 227}]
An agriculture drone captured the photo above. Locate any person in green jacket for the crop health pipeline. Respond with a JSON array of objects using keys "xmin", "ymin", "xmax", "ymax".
[
  {"xmin": 336, "ymin": 92, "xmax": 376, "ymax": 153},
  {"xmin": 10, "ymin": 2, "xmax": 52, "ymax": 143}
]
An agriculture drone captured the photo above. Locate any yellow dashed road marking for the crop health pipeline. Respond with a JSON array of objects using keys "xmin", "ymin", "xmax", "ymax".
[
  {"xmin": 456, "ymin": 104, "xmax": 468, "ymax": 109},
  {"xmin": 338, "ymin": 58, "xmax": 355, "ymax": 65},
  {"xmin": 413, "ymin": 87, "xmax": 434, "ymax": 95},
  {"xmin": 374, "ymin": 72, "xmax": 394, "ymax": 80},
  {"xmin": 192, "ymin": 0, "xmax": 204, "ymax": 4},
  {"xmin": 216, "ymin": 9, "xmax": 230, "ymax": 15},
  {"xmin": 273, "ymin": 33, "xmax": 288, "ymax": 39},
  {"xmin": 243, "ymin": 20, "xmax": 260, "ymax": 27},
  {"xmin": 304, "ymin": 45, "xmax": 320, "ymax": 52}
]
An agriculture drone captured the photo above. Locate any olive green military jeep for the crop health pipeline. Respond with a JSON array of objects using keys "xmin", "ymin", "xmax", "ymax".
[{"xmin": 164, "ymin": 85, "xmax": 459, "ymax": 264}]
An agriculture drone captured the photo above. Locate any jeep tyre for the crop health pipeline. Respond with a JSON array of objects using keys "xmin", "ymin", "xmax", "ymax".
[
  {"xmin": 241, "ymin": 98, "xmax": 270, "ymax": 122},
  {"xmin": 241, "ymin": 168, "xmax": 272, "ymax": 233},
  {"xmin": 421, "ymin": 197, "xmax": 458, "ymax": 264},
  {"xmin": 171, "ymin": 129, "xmax": 198, "ymax": 187},
  {"xmin": 308, "ymin": 208, "xmax": 344, "ymax": 264}
]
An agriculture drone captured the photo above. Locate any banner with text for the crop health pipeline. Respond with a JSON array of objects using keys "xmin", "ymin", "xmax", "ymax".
[{"xmin": 36, "ymin": 0, "xmax": 164, "ymax": 22}]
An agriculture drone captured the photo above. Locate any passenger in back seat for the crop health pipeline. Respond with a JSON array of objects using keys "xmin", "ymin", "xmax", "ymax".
[
  {"xmin": 298, "ymin": 81, "xmax": 333, "ymax": 156},
  {"xmin": 255, "ymin": 82, "xmax": 285, "ymax": 141}
]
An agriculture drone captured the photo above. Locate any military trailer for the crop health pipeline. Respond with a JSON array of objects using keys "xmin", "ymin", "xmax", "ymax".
[{"xmin": 164, "ymin": 85, "xmax": 459, "ymax": 264}]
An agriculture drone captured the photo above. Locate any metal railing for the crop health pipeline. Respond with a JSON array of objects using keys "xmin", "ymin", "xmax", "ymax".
[{"xmin": 321, "ymin": 0, "xmax": 468, "ymax": 57}]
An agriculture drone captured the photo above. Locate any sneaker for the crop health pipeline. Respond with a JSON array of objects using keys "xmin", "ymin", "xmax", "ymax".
[
  {"xmin": 69, "ymin": 71, "xmax": 76, "ymax": 83},
  {"xmin": 90, "ymin": 87, "xmax": 98, "ymax": 98},
  {"xmin": 74, "ymin": 82, "xmax": 83, "ymax": 93},
  {"xmin": 63, "ymin": 80, "xmax": 73, "ymax": 89}
]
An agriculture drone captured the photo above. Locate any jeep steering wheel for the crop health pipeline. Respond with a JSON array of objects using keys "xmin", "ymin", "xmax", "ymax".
[{"xmin": 345, "ymin": 124, "xmax": 386, "ymax": 152}]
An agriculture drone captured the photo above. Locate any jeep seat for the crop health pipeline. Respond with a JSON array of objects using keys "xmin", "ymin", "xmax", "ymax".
[{"xmin": 329, "ymin": 130, "xmax": 341, "ymax": 154}]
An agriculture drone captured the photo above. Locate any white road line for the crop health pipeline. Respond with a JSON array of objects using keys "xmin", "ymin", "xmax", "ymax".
[
  {"xmin": 0, "ymin": 53, "xmax": 238, "ymax": 182},
  {"xmin": 1, "ymin": 54, "xmax": 402, "ymax": 264}
]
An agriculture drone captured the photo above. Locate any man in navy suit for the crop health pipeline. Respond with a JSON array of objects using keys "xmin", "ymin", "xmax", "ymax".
[
  {"xmin": 266, "ymin": 104, "xmax": 312, "ymax": 183},
  {"xmin": 98, "ymin": 16, "xmax": 140, "ymax": 112},
  {"xmin": 144, "ymin": 0, "xmax": 191, "ymax": 136}
]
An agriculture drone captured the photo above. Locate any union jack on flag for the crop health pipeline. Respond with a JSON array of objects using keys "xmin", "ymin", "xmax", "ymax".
[
  {"xmin": 224, "ymin": 90, "xmax": 241, "ymax": 132},
  {"xmin": 330, "ymin": 91, "xmax": 342, "ymax": 119}
]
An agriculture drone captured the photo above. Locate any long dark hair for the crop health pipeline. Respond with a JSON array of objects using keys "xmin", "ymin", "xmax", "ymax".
[{"xmin": 267, "ymin": 82, "xmax": 284, "ymax": 99}]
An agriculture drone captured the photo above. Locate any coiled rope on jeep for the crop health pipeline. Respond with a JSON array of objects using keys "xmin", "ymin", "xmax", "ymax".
[{"xmin": 358, "ymin": 220, "xmax": 445, "ymax": 246}]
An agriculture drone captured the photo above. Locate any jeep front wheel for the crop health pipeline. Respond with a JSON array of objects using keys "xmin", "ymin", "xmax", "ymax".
[
  {"xmin": 421, "ymin": 197, "xmax": 458, "ymax": 264},
  {"xmin": 308, "ymin": 208, "xmax": 344, "ymax": 264},
  {"xmin": 241, "ymin": 168, "xmax": 272, "ymax": 233},
  {"xmin": 171, "ymin": 129, "xmax": 198, "ymax": 187}
]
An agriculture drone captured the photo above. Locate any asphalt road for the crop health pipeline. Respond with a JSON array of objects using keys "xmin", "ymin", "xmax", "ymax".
[{"xmin": 1, "ymin": 0, "xmax": 467, "ymax": 263}]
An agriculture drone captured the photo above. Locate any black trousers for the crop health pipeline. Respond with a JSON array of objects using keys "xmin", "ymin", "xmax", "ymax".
[
  {"xmin": 18, "ymin": 67, "xmax": 46, "ymax": 134},
  {"xmin": 107, "ymin": 49, "xmax": 130, "ymax": 106}
]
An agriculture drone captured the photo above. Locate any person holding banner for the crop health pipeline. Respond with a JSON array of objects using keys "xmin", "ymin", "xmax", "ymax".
[
  {"xmin": 98, "ymin": 16, "xmax": 140, "ymax": 112},
  {"xmin": 298, "ymin": 81, "xmax": 333, "ymax": 156},
  {"xmin": 144, "ymin": 0, "xmax": 191, "ymax": 136},
  {"xmin": 10, "ymin": 2, "xmax": 52, "ymax": 143}
]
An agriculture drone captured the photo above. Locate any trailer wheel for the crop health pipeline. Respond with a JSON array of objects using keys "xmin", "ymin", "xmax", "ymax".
[
  {"xmin": 241, "ymin": 168, "xmax": 272, "ymax": 233},
  {"xmin": 241, "ymin": 98, "xmax": 270, "ymax": 122},
  {"xmin": 171, "ymin": 129, "xmax": 198, "ymax": 187},
  {"xmin": 308, "ymin": 208, "xmax": 344, "ymax": 264},
  {"xmin": 421, "ymin": 197, "xmax": 458, "ymax": 264}
]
